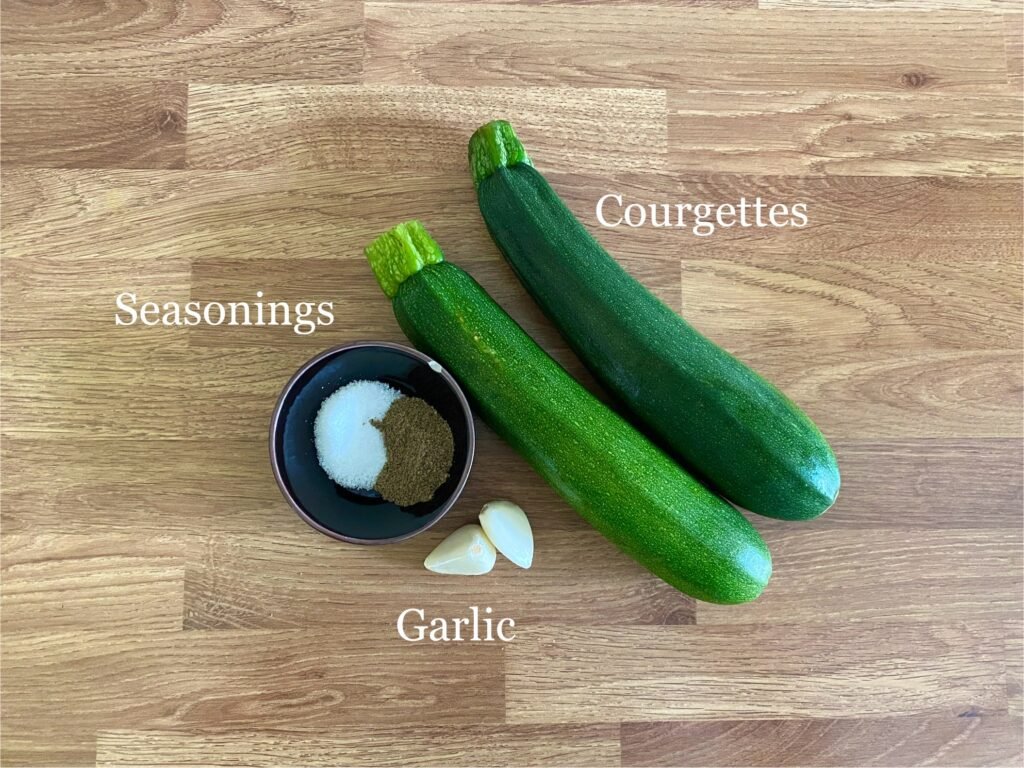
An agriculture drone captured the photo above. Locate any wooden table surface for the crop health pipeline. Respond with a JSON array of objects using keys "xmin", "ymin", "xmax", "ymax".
[{"xmin": 2, "ymin": 2, "xmax": 1022, "ymax": 767}]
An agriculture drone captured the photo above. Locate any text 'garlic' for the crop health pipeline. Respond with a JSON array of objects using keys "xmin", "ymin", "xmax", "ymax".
[
  {"xmin": 424, "ymin": 524, "xmax": 496, "ymax": 575},
  {"xmin": 479, "ymin": 500, "xmax": 534, "ymax": 569}
]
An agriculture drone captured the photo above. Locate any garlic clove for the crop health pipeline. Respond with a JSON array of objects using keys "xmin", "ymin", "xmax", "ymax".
[
  {"xmin": 424, "ymin": 524, "xmax": 497, "ymax": 575},
  {"xmin": 479, "ymin": 500, "xmax": 534, "ymax": 569}
]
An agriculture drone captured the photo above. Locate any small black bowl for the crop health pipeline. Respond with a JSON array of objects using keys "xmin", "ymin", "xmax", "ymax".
[{"xmin": 270, "ymin": 342, "xmax": 475, "ymax": 544}]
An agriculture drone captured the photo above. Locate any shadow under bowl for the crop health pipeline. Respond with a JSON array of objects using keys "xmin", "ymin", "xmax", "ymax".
[{"xmin": 270, "ymin": 341, "xmax": 475, "ymax": 544}]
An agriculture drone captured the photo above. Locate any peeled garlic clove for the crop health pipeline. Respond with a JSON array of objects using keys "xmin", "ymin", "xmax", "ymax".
[
  {"xmin": 479, "ymin": 500, "xmax": 534, "ymax": 569},
  {"xmin": 424, "ymin": 524, "xmax": 497, "ymax": 575}
]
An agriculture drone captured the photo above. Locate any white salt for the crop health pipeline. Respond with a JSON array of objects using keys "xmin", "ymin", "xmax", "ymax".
[{"xmin": 313, "ymin": 380, "xmax": 402, "ymax": 490}]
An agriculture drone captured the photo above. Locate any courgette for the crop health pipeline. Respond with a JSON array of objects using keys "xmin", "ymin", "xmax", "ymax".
[
  {"xmin": 365, "ymin": 221, "xmax": 771, "ymax": 604},
  {"xmin": 469, "ymin": 121, "xmax": 839, "ymax": 521}
]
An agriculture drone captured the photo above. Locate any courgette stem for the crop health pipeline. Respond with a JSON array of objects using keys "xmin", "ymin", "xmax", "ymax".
[
  {"xmin": 469, "ymin": 120, "xmax": 531, "ymax": 188},
  {"xmin": 365, "ymin": 220, "xmax": 444, "ymax": 298}
]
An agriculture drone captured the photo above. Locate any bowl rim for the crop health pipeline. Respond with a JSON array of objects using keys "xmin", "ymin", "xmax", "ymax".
[{"xmin": 269, "ymin": 340, "xmax": 476, "ymax": 545}]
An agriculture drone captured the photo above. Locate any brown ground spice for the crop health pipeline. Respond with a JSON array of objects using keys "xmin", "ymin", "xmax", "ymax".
[{"xmin": 372, "ymin": 397, "xmax": 454, "ymax": 506}]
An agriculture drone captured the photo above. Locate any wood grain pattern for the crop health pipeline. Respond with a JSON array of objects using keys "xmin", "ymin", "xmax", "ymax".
[
  {"xmin": 95, "ymin": 725, "xmax": 621, "ymax": 767},
  {"xmin": 505, "ymin": 623, "xmax": 1008, "ymax": 721},
  {"xmin": 2, "ymin": 1, "xmax": 1021, "ymax": 766},
  {"xmin": 822, "ymin": 439, "xmax": 1023, "ymax": 528},
  {"xmin": 760, "ymin": 0, "xmax": 1018, "ymax": 10},
  {"xmin": 1008, "ymin": 629, "xmax": 1023, "ymax": 716},
  {"xmin": 1009, "ymin": 15, "xmax": 1023, "ymax": 87},
  {"xmin": 620, "ymin": 716, "xmax": 1023, "ymax": 767},
  {"xmin": 0, "ymin": 437, "xmax": 287, "ymax": 535},
  {"xmin": 364, "ymin": 6, "xmax": 1008, "ymax": 92},
  {"xmin": 186, "ymin": 85, "xmax": 666, "ymax": 172},
  {"xmin": 390, "ymin": 0, "xmax": 754, "ymax": 4},
  {"xmin": 677, "ymin": 256, "xmax": 1022, "ymax": 438},
  {"xmin": 2, "ymin": 344, "xmax": 213, "ymax": 439},
  {"xmin": 0, "ymin": 168, "xmax": 484, "ymax": 264},
  {"xmin": 696, "ymin": 529, "xmax": 1022, "ymax": 624},
  {"xmin": 679, "ymin": 258, "xmax": 1020, "ymax": 353},
  {"xmin": 0, "ymin": 1, "xmax": 364, "ymax": 82},
  {"xmin": 1, "ymin": 629, "xmax": 504, "ymax": 766},
  {"xmin": 1, "ymin": 80, "xmax": 187, "ymax": 169},
  {"xmin": 669, "ymin": 90, "xmax": 1023, "ymax": 176},
  {"xmin": 1, "ymin": 534, "xmax": 185, "ymax": 633}
]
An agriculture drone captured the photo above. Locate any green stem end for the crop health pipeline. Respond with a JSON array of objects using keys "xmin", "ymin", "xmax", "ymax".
[
  {"xmin": 365, "ymin": 220, "xmax": 445, "ymax": 299},
  {"xmin": 469, "ymin": 120, "xmax": 531, "ymax": 188}
]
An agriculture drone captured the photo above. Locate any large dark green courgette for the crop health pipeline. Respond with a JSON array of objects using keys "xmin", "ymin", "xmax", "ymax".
[
  {"xmin": 470, "ymin": 121, "xmax": 839, "ymax": 521},
  {"xmin": 365, "ymin": 221, "xmax": 771, "ymax": 604}
]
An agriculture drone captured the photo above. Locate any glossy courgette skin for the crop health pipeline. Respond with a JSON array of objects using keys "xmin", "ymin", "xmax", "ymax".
[
  {"xmin": 470, "ymin": 121, "xmax": 839, "ymax": 521},
  {"xmin": 365, "ymin": 222, "xmax": 771, "ymax": 604}
]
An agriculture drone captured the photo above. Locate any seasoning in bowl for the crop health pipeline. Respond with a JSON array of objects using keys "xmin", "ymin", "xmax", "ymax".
[
  {"xmin": 372, "ymin": 396, "xmax": 454, "ymax": 506},
  {"xmin": 313, "ymin": 380, "xmax": 401, "ymax": 490},
  {"xmin": 313, "ymin": 379, "xmax": 454, "ymax": 506}
]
